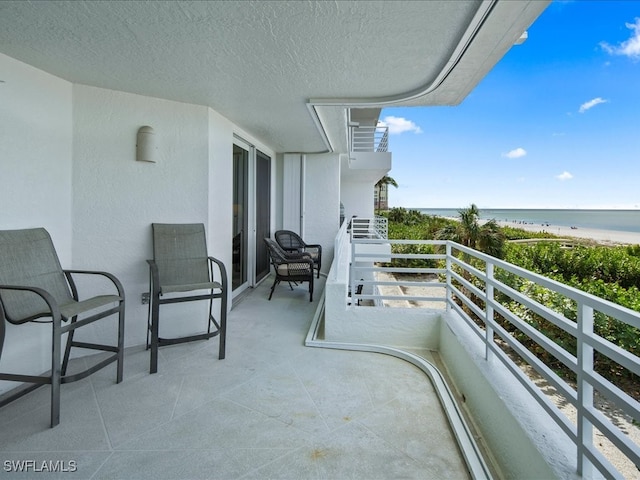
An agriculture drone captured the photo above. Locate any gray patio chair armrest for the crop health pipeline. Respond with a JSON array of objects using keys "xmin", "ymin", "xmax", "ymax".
[
  {"xmin": 0, "ymin": 284, "xmax": 63, "ymax": 325},
  {"xmin": 208, "ymin": 256, "xmax": 228, "ymax": 291},
  {"xmin": 146, "ymin": 259, "xmax": 161, "ymax": 296},
  {"xmin": 63, "ymin": 269, "xmax": 126, "ymax": 301}
]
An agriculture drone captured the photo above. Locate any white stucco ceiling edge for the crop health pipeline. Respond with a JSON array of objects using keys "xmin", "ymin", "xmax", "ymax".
[{"xmin": 308, "ymin": 0, "xmax": 549, "ymax": 154}]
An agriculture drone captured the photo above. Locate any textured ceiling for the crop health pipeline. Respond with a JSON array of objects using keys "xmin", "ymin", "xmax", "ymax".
[{"xmin": 0, "ymin": 1, "xmax": 548, "ymax": 154}]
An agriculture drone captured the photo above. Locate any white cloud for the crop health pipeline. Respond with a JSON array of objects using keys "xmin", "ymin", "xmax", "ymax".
[
  {"xmin": 556, "ymin": 171, "xmax": 573, "ymax": 181},
  {"xmin": 579, "ymin": 97, "xmax": 607, "ymax": 113},
  {"xmin": 378, "ymin": 116, "xmax": 422, "ymax": 135},
  {"xmin": 503, "ymin": 147, "xmax": 527, "ymax": 159},
  {"xmin": 600, "ymin": 17, "xmax": 640, "ymax": 60}
]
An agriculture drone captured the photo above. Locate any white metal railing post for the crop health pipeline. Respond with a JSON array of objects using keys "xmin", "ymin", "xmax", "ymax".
[
  {"xmin": 350, "ymin": 233, "xmax": 356, "ymax": 305},
  {"xmin": 577, "ymin": 302, "xmax": 595, "ymax": 477},
  {"xmin": 485, "ymin": 261, "xmax": 495, "ymax": 361},
  {"xmin": 446, "ymin": 242, "xmax": 452, "ymax": 312}
]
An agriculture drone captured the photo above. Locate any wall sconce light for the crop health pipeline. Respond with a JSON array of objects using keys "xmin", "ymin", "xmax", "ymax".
[{"xmin": 136, "ymin": 126, "xmax": 156, "ymax": 163}]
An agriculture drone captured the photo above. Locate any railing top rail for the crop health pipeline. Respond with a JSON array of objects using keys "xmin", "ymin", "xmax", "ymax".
[{"xmin": 449, "ymin": 241, "xmax": 640, "ymax": 326}]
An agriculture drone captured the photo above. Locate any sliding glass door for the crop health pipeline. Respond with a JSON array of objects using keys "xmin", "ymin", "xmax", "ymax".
[
  {"xmin": 232, "ymin": 139, "xmax": 271, "ymax": 293},
  {"xmin": 255, "ymin": 150, "xmax": 271, "ymax": 282}
]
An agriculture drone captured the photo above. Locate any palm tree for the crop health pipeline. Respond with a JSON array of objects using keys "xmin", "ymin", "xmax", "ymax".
[
  {"xmin": 436, "ymin": 203, "xmax": 505, "ymax": 258},
  {"xmin": 374, "ymin": 175, "xmax": 398, "ymax": 212}
]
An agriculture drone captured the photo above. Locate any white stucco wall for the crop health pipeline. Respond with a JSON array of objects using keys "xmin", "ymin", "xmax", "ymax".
[
  {"xmin": 207, "ymin": 108, "xmax": 234, "ymax": 295},
  {"xmin": 0, "ymin": 53, "xmax": 73, "ymax": 257},
  {"xmin": 71, "ymin": 84, "xmax": 213, "ymax": 348},
  {"xmin": 340, "ymin": 180, "xmax": 375, "ymax": 224},
  {"xmin": 303, "ymin": 153, "xmax": 340, "ymax": 275}
]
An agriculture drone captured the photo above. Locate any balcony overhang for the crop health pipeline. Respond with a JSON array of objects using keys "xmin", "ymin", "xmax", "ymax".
[
  {"xmin": 0, "ymin": 1, "xmax": 550, "ymax": 155},
  {"xmin": 341, "ymin": 152, "xmax": 392, "ymax": 183}
]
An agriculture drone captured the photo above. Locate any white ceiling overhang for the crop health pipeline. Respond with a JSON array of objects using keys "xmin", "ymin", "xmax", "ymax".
[{"xmin": 0, "ymin": 0, "xmax": 549, "ymax": 154}]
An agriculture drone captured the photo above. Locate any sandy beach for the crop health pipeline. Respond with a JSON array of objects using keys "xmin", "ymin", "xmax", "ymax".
[{"xmin": 496, "ymin": 220, "xmax": 640, "ymax": 245}]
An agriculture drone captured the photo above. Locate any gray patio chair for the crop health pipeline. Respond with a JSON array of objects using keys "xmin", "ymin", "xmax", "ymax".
[
  {"xmin": 147, "ymin": 223, "xmax": 227, "ymax": 374},
  {"xmin": 0, "ymin": 227, "xmax": 125, "ymax": 427},
  {"xmin": 274, "ymin": 230, "xmax": 322, "ymax": 278},
  {"xmin": 264, "ymin": 238, "xmax": 314, "ymax": 302}
]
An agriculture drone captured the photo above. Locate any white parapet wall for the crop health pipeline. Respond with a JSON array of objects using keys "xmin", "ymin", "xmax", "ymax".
[{"xmin": 438, "ymin": 311, "xmax": 578, "ymax": 480}]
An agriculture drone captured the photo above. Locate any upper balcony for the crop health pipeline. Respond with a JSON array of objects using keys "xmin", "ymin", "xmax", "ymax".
[{"xmin": 342, "ymin": 125, "xmax": 392, "ymax": 183}]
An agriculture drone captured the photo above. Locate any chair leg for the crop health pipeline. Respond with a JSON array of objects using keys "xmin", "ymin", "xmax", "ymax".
[
  {"xmin": 219, "ymin": 290, "xmax": 227, "ymax": 360},
  {"xmin": 268, "ymin": 277, "xmax": 279, "ymax": 300},
  {"xmin": 61, "ymin": 316, "xmax": 77, "ymax": 376},
  {"xmin": 146, "ymin": 293, "xmax": 152, "ymax": 350},
  {"xmin": 149, "ymin": 294, "xmax": 160, "ymax": 374},
  {"xmin": 51, "ymin": 319, "xmax": 62, "ymax": 428},
  {"xmin": 206, "ymin": 293, "xmax": 226, "ymax": 360},
  {"xmin": 116, "ymin": 303, "xmax": 125, "ymax": 383},
  {"xmin": 309, "ymin": 277, "xmax": 314, "ymax": 302}
]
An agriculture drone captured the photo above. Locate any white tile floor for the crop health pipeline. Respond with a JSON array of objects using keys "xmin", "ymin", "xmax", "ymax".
[{"xmin": 0, "ymin": 276, "xmax": 471, "ymax": 479}]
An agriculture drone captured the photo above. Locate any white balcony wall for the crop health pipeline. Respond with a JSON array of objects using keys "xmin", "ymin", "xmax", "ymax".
[
  {"xmin": 0, "ymin": 54, "xmax": 73, "ymax": 258},
  {"xmin": 349, "ymin": 151, "xmax": 391, "ymax": 171},
  {"xmin": 302, "ymin": 153, "xmax": 340, "ymax": 273},
  {"xmin": 282, "ymin": 153, "xmax": 302, "ymax": 233},
  {"xmin": 0, "ymin": 53, "xmax": 73, "ymax": 389},
  {"xmin": 71, "ymin": 84, "xmax": 215, "ymax": 351},
  {"xmin": 340, "ymin": 182, "xmax": 375, "ymax": 223}
]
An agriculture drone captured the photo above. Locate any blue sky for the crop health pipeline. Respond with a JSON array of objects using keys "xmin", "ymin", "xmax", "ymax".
[{"xmin": 381, "ymin": 1, "xmax": 640, "ymax": 210}]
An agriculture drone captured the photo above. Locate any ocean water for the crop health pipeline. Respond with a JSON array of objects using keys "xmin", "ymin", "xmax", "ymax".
[{"xmin": 415, "ymin": 208, "xmax": 640, "ymax": 234}]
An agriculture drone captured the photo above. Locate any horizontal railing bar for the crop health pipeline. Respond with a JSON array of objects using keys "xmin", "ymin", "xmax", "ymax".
[
  {"xmin": 357, "ymin": 295, "xmax": 447, "ymax": 303},
  {"xmin": 585, "ymin": 334, "xmax": 640, "ymax": 378},
  {"xmin": 449, "ymin": 269, "xmax": 486, "ymax": 301},
  {"xmin": 584, "ymin": 405, "xmax": 640, "ymax": 466},
  {"xmin": 486, "ymin": 312, "xmax": 579, "ymax": 401},
  {"xmin": 486, "ymin": 339, "xmax": 579, "ymax": 440},
  {"xmin": 449, "ymin": 301, "xmax": 486, "ymax": 341},
  {"xmin": 449, "ymin": 255, "xmax": 487, "ymax": 280},
  {"xmin": 488, "ymin": 299, "xmax": 579, "ymax": 374},
  {"xmin": 585, "ymin": 370, "xmax": 640, "ymax": 424},
  {"xmin": 485, "ymin": 274, "xmax": 579, "ymax": 336},
  {"xmin": 357, "ymin": 281, "xmax": 446, "ymax": 288},
  {"xmin": 352, "ymin": 238, "xmax": 444, "ymax": 245},
  {"xmin": 449, "ymin": 283, "xmax": 486, "ymax": 320},
  {"xmin": 353, "ymin": 267, "xmax": 446, "ymax": 274}
]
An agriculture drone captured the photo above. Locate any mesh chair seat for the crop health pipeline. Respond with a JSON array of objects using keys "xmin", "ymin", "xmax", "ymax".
[
  {"xmin": 147, "ymin": 223, "xmax": 228, "ymax": 374},
  {"xmin": 59, "ymin": 294, "xmax": 122, "ymax": 319},
  {"xmin": 161, "ymin": 281, "xmax": 222, "ymax": 295},
  {"xmin": 0, "ymin": 227, "xmax": 125, "ymax": 428}
]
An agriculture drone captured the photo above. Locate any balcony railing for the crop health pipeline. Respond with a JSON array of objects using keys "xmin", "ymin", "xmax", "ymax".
[
  {"xmin": 348, "ymin": 234, "xmax": 640, "ymax": 478},
  {"xmin": 350, "ymin": 125, "xmax": 389, "ymax": 152},
  {"xmin": 349, "ymin": 216, "xmax": 388, "ymax": 239}
]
